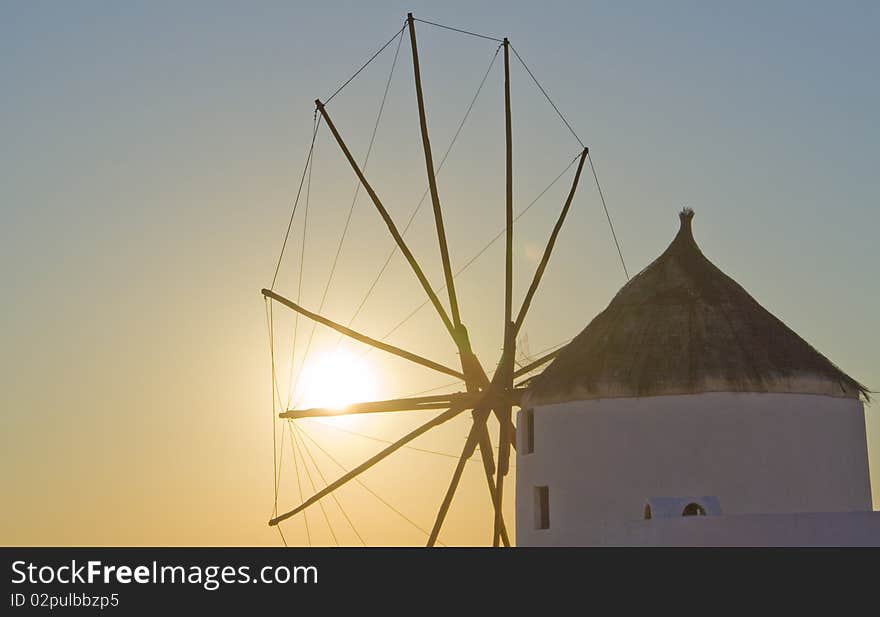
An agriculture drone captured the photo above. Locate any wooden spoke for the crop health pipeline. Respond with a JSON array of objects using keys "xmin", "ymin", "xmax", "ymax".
[
  {"xmin": 476, "ymin": 423, "xmax": 510, "ymax": 546},
  {"xmin": 315, "ymin": 99, "xmax": 457, "ymax": 340},
  {"xmin": 426, "ymin": 408, "xmax": 510, "ymax": 546},
  {"xmin": 407, "ymin": 13, "xmax": 461, "ymax": 330},
  {"xmin": 485, "ymin": 41, "xmax": 516, "ymax": 549},
  {"xmin": 262, "ymin": 288, "xmax": 463, "ymax": 380},
  {"xmin": 269, "ymin": 404, "xmax": 469, "ymax": 527},
  {"xmin": 503, "ymin": 38, "xmax": 513, "ymax": 332},
  {"xmin": 281, "ymin": 392, "xmax": 480, "ymax": 419},
  {"xmin": 513, "ymin": 148, "xmax": 588, "ymax": 335},
  {"xmin": 492, "ymin": 405, "xmax": 512, "ymax": 547},
  {"xmin": 426, "ymin": 408, "xmax": 490, "ymax": 546}
]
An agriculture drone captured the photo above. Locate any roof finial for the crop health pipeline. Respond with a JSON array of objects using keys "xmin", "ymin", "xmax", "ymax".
[{"xmin": 676, "ymin": 207, "xmax": 695, "ymax": 244}]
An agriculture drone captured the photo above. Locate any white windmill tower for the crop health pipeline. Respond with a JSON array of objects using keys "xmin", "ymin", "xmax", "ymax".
[{"xmin": 516, "ymin": 209, "xmax": 878, "ymax": 546}]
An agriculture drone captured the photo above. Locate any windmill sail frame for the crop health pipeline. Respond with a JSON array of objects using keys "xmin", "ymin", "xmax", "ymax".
[{"xmin": 263, "ymin": 12, "xmax": 596, "ymax": 547}]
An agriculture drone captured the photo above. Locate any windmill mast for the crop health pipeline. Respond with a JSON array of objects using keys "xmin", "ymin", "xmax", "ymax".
[{"xmin": 492, "ymin": 36, "xmax": 515, "ymax": 548}]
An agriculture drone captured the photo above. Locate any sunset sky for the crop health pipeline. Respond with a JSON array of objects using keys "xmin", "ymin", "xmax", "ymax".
[{"xmin": 2, "ymin": 1, "xmax": 878, "ymax": 546}]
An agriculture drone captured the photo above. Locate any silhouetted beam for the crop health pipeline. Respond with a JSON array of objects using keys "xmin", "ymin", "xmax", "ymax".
[
  {"xmin": 488, "ymin": 381, "xmax": 521, "ymax": 444},
  {"xmin": 427, "ymin": 408, "xmax": 489, "ymax": 546},
  {"xmin": 512, "ymin": 348, "xmax": 562, "ymax": 379},
  {"xmin": 505, "ymin": 387, "xmax": 526, "ymax": 408},
  {"xmin": 476, "ymin": 423, "xmax": 511, "ymax": 547},
  {"xmin": 460, "ymin": 346, "xmax": 490, "ymax": 388},
  {"xmin": 280, "ymin": 392, "xmax": 481, "ymax": 419},
  {"xmin": 489, "ymin": 405, "xmax": 517, "ymax": 452},
  {"xmin": 503, "ymin": 38, "xmax": 513, "ymax": 331},
  {"xmin": 315, "ymin": 99, "xmax": 456, "ymax": 340},
  {"xmin": 262, "ymin": 288, "xmax": 463, "ymax": 380},
  {"xmin": 284, "ymin": 388, "xmax": 527, "ymax": 420},
  {"xmin": 489, "ymin": 323, "xmax": 518, "ymax": 453},
  {"xmin": 425, "ymin": 408, "xmax": 510, "ymax": 546},
  {"xmin": 476, "ymin": 422, "xmax": 495, "ymax": 476},
  {"xmin": 492, "ymin": 403, "xmax": 512, "ymax": 547},
  {"xmin": 407, "ymin": 14, "xmax": 461, "ymax": 329},
  {"xmin": 514, "ymin": 148, "xmax": 588, "ymax": 336},
  {"xmin": 494, "ymin": 40, "xmax": 515, "ymax": 549},
  {"xmin": 269, "ymin": 404, "xmax": 468, "ymax": 527}
]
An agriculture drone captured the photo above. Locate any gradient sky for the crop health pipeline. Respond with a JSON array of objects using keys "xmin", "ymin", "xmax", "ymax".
[{"xmin": 2, "ymin": 1, "xmax": 878, "ymax": 546}]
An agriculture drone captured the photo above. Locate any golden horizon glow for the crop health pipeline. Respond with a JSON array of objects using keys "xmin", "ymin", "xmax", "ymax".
[{"xmin": 296, "ymin": 349, "xmax": 380, "ymax": 411}]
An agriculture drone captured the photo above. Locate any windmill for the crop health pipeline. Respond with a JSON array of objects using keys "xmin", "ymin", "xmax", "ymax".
[{"xmin": 262, "ymin": 13, "xmax": 625, "ymax": 547}]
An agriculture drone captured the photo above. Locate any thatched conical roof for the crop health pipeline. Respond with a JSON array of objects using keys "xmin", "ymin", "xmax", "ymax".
[{"xmin": 526, "ymin": 209, "xmax": 869, "ymax": 406}]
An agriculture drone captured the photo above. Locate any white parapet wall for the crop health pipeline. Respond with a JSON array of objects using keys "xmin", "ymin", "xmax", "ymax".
[
  {"xmin": 597, "ymin": 511, "xmax": 880, "ymax": 546},
  {"xmin": 515, "ymin": 392, "xmax": 872, "ymax": 546}
]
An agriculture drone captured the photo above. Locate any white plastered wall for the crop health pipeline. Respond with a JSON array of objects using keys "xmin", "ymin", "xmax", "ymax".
[{"xmin": 515, "ymin": 392, "xmax": 871, "ymax": 546}]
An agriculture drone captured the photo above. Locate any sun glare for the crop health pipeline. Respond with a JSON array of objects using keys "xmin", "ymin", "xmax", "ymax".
[{"xmin": 297, "ymin": 349, "xmax": 380, "ymax": 410}]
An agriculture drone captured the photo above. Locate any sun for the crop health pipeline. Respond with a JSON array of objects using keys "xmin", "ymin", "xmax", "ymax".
[{"xmin": 296, "ymin": 349, "xmax": 380, "ymax": 410}]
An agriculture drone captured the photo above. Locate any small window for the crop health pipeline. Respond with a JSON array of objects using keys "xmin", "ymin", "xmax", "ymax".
[
  {"xmin": 682, "ymin": 502, "xmax": 707, "ymax": 517},
  {"xmin": 534, "ymin": 486, "xmax": 549, "ymax": 530},
  {"xmin": 522, "ymin": 408, "xmax": 535, "ymax": 454}
]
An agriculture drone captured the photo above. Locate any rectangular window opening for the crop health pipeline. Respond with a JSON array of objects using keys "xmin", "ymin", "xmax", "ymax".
[
  {"xmin": 523, "ymin": 408, "xmax": 534, "ymax": 454},
  {"xmin": 534, "ymin": 486, "xmax": 549, "ymax": 530}
]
